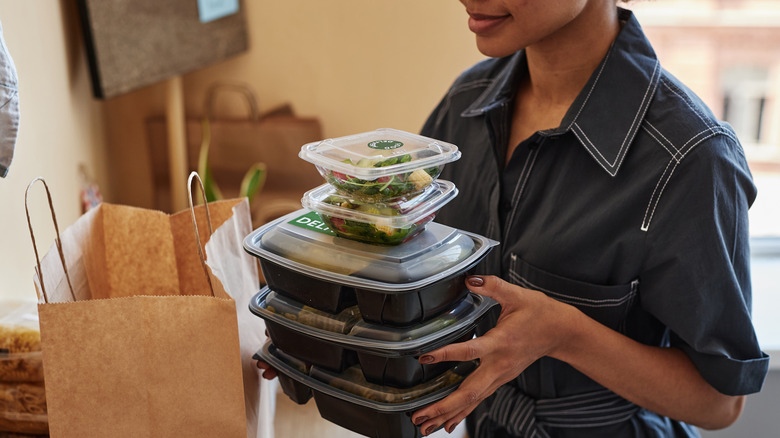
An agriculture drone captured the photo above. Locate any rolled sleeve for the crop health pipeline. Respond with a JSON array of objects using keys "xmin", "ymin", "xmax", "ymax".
[
  {"xmin": 641, "ymin": 134, "xmax": 769, "ymax": 396},
  {"xmin": 0, "ymin": 85, "xmax": 19, "ymax": 178},
  {"xmin": 0, "ymin": 20, "xmax": 19, "ymax": 178},
  {"xmin": 678, "ymin": 341, "xmax": 769, "ymax": 395}
]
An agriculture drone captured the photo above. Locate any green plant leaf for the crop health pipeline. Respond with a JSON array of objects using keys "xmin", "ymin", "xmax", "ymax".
[
  {"xmin": 197, "ymin": 117, "xmax": 223, "ymax": 202},
  {"xmin": 240, "ymin": 163, "xmax": 267, "ymax": 203}
]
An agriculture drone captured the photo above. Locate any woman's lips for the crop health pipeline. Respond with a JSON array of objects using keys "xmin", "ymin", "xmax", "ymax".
[{"xmin": 467, "ymin": 12, "xmax": 510, "ymax": 34}]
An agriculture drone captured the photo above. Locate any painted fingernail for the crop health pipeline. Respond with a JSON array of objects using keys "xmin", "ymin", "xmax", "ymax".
[
  {"xmin": 419, "ymin": 355, "xmax": 435, "ymax": 364},
  {"xmin": 413, "ymin": 416, "xmax": 428, "ymax": 426},
  {"xmin": 467, "ymin": 276, "xmax": 484, "ymax": 287},
  {"xmin": 447, "ymin": 422, "xmax": 459, "ymax": 433},
  {"xmin": 425, "ymin": 425, "xmax": 437, "ymax": 435}
]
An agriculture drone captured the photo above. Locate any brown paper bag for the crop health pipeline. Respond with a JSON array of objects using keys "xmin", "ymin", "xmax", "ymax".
[{"xmin": 25, "ymin": 177, "xmax": 248, "ymax": 438}]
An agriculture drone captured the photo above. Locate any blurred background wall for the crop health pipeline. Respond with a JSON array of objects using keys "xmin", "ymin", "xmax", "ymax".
[{"xmin": 0, "ymin": 1, "xmax": 107, "ymax": 303}]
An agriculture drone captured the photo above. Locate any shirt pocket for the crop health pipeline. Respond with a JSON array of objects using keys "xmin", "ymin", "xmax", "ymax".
[{"xmin": 508, "ymin": 254, "xmax": 639, "ymax": 333}]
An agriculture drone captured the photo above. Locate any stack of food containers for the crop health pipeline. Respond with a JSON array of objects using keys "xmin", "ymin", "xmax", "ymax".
[
  {"xmin": 0, "ymin": 302, "xmax": 49, "ymax": 436},
  {"xmin": 244, "ymin": 129, "xmax": 499, "ymax": 438}
]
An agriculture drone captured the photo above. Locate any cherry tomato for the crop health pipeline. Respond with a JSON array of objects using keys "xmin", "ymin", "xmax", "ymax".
[
  {"xmin": 329, "ymin": 217, "xmax": 347, "ymax": 231},
  {"xmin": 332, "ymin": 171, "xmax": 348, "ymax": 181}
]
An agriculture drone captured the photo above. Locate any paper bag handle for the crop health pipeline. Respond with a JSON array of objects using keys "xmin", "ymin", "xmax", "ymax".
[
  {"xmin": 204, "ymin": 83, "xmax": 260, "ymax": 123},
  {"xmin": 187, "ymin": 171, "xmax": 216, "ymax": 297},
  {"xmin": 24, "ymin": 177, "xmax": 76, "ymax": 303}
]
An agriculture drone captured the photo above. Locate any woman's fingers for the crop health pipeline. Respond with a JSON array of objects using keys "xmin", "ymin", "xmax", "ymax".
[
  {"xmin": 442, "ymin": 406, "xmax": 475, "ymax": 435},
  {"xmin": 466, "ymin": 275, "xmax": 524, "ymax": 309},
  {"xmin": 410, "ymin": 276, "xmax": 573, "ymax": 435},
  {"xmin": 256, "ymin": 360, "xmax": 278, "ymax": 380},
  {"xmin": 419, "ymin": 335, "xmax": 493, "ymax": 364},
  {"xmin": 411, "ymin": 276, "xmax": 562, "ymax": 435},
  {"xmin": 413, "ymin": 365, "xmax": 506, "ymax": 435}
]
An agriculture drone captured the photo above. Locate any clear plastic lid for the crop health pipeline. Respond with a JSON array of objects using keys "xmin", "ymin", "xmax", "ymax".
[
  {"xmin": 244, "ymin": 209, "xmax": 498, "ymax": 288},
  {"xmin": 301, "ymin": 180, "xmax": 457, "ymax": 229},
  {"xmin": 249, "ymin": 287, "xmax": 498, "ymax": 356},
  {"xmin": 264, "ymin": 291, "xmax": 361, "ymax": 335},
  {"xmin": 298, "ymin": 128, "xmax": 461, "ymax": 180},
  {"xmin": 347, "ymin": 294, "xmax": 477, "ymax": 342},
  {"xmin": 309, "ymin": 362, "xmax": 472, "ymax": 404},
  {"xmin": 253, "ymin": 340, "xmax": 311, "ymax": 376},
  {"xmin": 258, "ymin": 342, "xmax": 477, "ymax": 408}
]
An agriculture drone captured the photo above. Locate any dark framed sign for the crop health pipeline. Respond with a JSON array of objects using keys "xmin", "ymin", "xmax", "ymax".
[{"xmin": 77, "ymin": 0, "xmax": 249, "ymax": 99}]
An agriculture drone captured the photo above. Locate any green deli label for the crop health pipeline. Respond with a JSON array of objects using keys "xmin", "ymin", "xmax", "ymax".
[
  {"xmin": 367, "ymin": 139, "xmax": 403, "ymax": 150},
  {"xmin": 288, "ymin": 211, "xmax": 336, "ymax": 236}
]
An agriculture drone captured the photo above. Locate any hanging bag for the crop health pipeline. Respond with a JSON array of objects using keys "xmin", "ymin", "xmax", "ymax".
[{"xmin": 146, "ymin": 82, "xmax": 324, "ymax": 225}]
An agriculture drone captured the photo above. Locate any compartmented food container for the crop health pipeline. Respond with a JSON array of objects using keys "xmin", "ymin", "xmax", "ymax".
[
  {"xmin": 0, "ymin": 382, "xmax": 48, "ymax": 435},
  {"xmin": 299, "ymin": 128, "xmax": 461, "ymax": 203},
  {"xmin": 244, "ymin": 209, "xmax": 498, "ymax": 325},
  {"xmin": 0, "ymin": 302, "xmax": 43, "ymax": 383},
  {"xmin": 301, "ymin": 180, "xmax": 457, "ymax": 246},
  {"xmin": 250, "ymin": 287, "xmax": 498, "ymax": 387},
  {"xmin": 256, "ymin": 342, "xmax": 477, "ymax": 438},
  {"xmin": 257, "ymin": 343, "xmax": 313, "ymax": 404}
]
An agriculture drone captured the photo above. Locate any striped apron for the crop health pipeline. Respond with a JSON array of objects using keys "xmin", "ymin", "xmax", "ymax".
[{"xmin": 471, "ymin": 385, "xmax": 641, "ymax": 437}]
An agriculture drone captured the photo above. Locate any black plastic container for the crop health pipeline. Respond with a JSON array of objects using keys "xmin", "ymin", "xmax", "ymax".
[
  {"xmin": 255, "ymin": 345, "xmax": 314, "ymax": 404},
  {"xmin": 250, "ymin": 287, "xmax": 498, "ymax": 387},
  {"xmin": 258, "ymin": 258, "xmax": 357, "ymax": 314},
  {"xmin": 243, "ymin": 209, "xmax": 498, "ymax": 326},
  {"xmin": 257, "ymin": 342, "xmax": 477, "ymax": 438}
]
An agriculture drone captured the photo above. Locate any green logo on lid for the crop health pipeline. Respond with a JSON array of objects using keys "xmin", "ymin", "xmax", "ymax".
[
  {"xmin": 288, "ymin": 211, "xmax": 336, "ymax": 236},
  {"xmin": 368, "ymin": 140, "xmax": 403, "ymax": 150}
]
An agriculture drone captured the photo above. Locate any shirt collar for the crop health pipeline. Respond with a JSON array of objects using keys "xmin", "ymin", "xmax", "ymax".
[{"xmin": 462, "ymin": 8, "xmax": 662, "ymax": 177}]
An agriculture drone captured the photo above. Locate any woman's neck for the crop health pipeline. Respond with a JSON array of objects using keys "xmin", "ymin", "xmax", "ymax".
[
  {"xmin": 506, "ymin": 3, "xmax": 620, "ymax": 162},
  {"xmin": 524, "ymin": 3, "xmax": 620, "ymax": 110}
]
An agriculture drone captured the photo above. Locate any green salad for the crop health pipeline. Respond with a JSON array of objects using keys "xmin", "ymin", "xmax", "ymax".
[
  {"xmin": 325, "ymin": 154, "xmax": 441, "ymax": 202},
  {"xmin": 320, "ymin": 195, "xmax": 433, "ymax": 245}
]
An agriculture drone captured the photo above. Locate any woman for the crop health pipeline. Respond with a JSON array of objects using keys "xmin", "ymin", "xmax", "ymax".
[{"xmin": 409, "ymin": 0, "xmax": 769, "ymax": 437}]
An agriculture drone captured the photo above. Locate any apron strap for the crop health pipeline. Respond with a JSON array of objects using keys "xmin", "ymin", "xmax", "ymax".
[{"xmin": 474, "ymin": 385, "xmax": 640, "ymax": 438}]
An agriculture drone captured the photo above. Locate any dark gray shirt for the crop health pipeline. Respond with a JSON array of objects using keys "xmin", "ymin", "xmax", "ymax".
[{"xmin": 421, "ymin": 8, "xmax": 768, "ymax": 438}]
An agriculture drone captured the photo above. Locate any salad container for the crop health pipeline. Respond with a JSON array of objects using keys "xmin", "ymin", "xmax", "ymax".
[
  {"xmin": 298, "ymin": 128, "xmax": 461, "ymax": 203},
  {"xmin": 243, "ymin": 209, "xmax": 498, "ymax": 325},
  {"xmin": 301, "ymin": 180, "xmax": 457, "ymax": 246},
  {"xmin": 249, "ymin": 287, "xmax": 499, "ymax": 387},
  {"xmin": 256, "ymin": 342, "xmax": 477, "ymax": 438}
]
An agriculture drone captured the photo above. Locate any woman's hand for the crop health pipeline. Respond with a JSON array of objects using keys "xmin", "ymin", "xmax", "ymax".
[
  {"xmin": 256, "ymin": 360, "xmax": 277, "ymax": 380},
  {"xmin": 411, "ymin": 275, "xmax": 580, "ymax": 435},
  {"xmin": 412, "ymin": 276, "xmax": 746, "ymax": 435},
  {"xmin": 256, "ymin": 329, "xmax": 278, "ymax": 380}
]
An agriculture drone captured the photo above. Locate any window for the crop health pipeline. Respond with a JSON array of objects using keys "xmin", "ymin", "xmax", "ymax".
[{"xmin": 721, "ymin": 65, "xmax": 768, "ymax": 145}]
